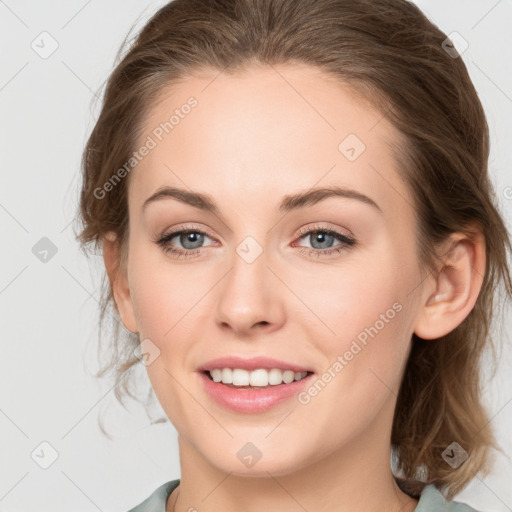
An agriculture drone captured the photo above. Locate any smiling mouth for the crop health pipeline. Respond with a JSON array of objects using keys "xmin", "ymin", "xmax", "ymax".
[{"xmin": 202, "ymin": 368, "xmax": 313, "ymax": 390}]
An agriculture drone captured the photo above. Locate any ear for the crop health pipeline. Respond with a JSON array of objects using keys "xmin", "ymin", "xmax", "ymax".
[
  {"xmin": 413, "ymin": 227, "xmax": 486, "ymax": 340},
  {"xmin": 102, "ymin": 231, "xmax": 139, "ymax": 334}
]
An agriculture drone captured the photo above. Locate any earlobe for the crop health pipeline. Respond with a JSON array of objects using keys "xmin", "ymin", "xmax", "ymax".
[
  {"xmin": 102, "ymin": 232, "xmax": 139, "ymax": 334},
  {"xmin": 413, "ymin": 230, "xmax": 486, "ymax": 340}
]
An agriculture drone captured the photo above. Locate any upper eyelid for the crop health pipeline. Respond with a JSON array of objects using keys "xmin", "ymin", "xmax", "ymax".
[
  {"xmin": 296, "ymin": 224, "xmax": 353, "ymax": 238},
  {"xmin": 162, "ymin": 224, "xmax": 349, "ymax": 239},
  {"xmin": 162, "ymin": 224, "xmax": 216, "ymax": 239}
]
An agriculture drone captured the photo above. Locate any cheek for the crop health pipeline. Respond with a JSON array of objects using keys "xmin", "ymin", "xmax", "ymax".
[
  {"xmin": 294, "ymin": 258, "xmax": 399, "ymax": 341},
  {"xmin": 296, "ymin": 250, "xmax": 412, "ymax": 388},
  {"xmin": 129, "ymin": 272, "xmax": 170, "ymax": 340},
  {"xmin": 127, "ymin": 244, "xmax": 208, "ymax": 339}
]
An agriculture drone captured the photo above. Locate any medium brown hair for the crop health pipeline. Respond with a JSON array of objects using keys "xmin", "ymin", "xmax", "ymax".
[{"xmin": 75, "ymin": 0, "xmax": 512, "ymax": 499}]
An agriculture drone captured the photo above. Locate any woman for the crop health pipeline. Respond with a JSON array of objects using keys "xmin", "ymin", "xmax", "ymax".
[{"xmin": 76, "ymin": 0, "xmax": 512, "ymax": 510}]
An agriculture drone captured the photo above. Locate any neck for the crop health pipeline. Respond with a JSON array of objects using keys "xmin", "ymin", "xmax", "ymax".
[{"xmin": 169, "ymin": 415, "xmax": 419, "ymax": 512}]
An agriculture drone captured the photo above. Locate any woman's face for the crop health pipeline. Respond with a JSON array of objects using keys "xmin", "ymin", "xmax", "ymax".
[{"xmin": 117, "ymin": 63, "xmax": 430, "ymax": 476}]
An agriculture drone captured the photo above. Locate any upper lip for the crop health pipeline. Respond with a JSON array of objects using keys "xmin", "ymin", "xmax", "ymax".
[{"xmin": 197, "ymin": 356, "xmax": 314, "ymax": 373}]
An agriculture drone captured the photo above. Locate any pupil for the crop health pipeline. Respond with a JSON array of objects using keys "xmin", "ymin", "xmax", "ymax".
[
  {"xmin": 181, "ymin": 232, "xmax": 204, "ymax": 249},
  {"xmin": 311, "ymin": 231, "xmax": 333, "ymax": 249}
]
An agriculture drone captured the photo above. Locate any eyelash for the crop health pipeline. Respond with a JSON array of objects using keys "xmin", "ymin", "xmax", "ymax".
[
  {"xmin": 154, "ymin": 224, "xmax": 357, "ymax": 260},
  {"xmin": 294, "ymin": 225, "xmax": 356, "ymax": 258}
]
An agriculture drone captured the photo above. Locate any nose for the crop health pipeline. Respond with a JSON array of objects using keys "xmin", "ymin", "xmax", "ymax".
[{"xmin": 215, "ymin": 245, "xmax": 286, "ymax": 336}]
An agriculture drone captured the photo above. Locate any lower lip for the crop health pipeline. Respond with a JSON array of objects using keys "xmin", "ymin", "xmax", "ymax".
[{"xmin": 198, "ymin": 371, "xmax": 313, "ymax": 413}]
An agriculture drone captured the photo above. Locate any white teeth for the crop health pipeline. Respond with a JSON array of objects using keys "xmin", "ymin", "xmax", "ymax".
[
  {"xmin": 211, "ymin": 369, "xmax": 222, "ymax": 382},
  {"xmin": 249, "ymin": 369, "xmax": 268, "ymax": 387},
  {"xmin": 232, "ymin": 368, "xmax": 250, "ymax": 386},
  {"xmin": 221, "ymin": 368, "xmax": 233, "ymax": 383},
  {"xmin": 282, "ymin": 370, "xmax": 295, "ymax": 384},
  {"xmin": 208, "ymin": 368, "xmax": 309, "ymax": 387},
  {"xmin": 268, "ymin": 368, "xmax": 284, "ymax": 385}
]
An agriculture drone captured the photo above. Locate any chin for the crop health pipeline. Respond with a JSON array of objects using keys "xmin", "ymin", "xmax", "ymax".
[{"xmin": 203, "ymin": 444, "xmax": 311, "ymax": 478}]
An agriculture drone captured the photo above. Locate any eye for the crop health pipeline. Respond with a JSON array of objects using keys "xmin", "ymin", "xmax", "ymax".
[
  {"xmin": 293, "ymin": 225, "xmax": 357, "ymax": 257},
  {"xmin": 154, "ymin": 223, "xmax": 357, "ymax": 260},
  {"xmin": 154, "ymin": 225, "xmax": 216, "ymax": 259}
]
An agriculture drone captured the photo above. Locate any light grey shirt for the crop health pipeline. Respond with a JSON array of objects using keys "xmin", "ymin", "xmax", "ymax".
[{"xmin": 127, "ymin": 479, "xmax": 480, "ymax": 511}]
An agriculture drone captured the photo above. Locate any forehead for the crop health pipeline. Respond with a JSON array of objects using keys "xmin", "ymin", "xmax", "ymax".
[{"xmin": 130, "ymin": 63, "xmax": 412, "ymax": 221}]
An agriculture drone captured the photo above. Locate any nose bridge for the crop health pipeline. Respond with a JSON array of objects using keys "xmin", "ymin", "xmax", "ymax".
[{"xmin": 214, "ymin": 233, "xmax": 284, "ymax": 333}]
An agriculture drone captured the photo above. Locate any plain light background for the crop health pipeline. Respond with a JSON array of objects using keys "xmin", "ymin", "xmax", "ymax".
[{"xmin": 1, "ymin": 1, "xmax": 511, "ymax": 511}]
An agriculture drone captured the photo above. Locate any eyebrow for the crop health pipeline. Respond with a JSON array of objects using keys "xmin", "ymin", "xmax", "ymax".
[{"xmin": 142, "ymin": 185, "xmax": 382, "ymax": 214}]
